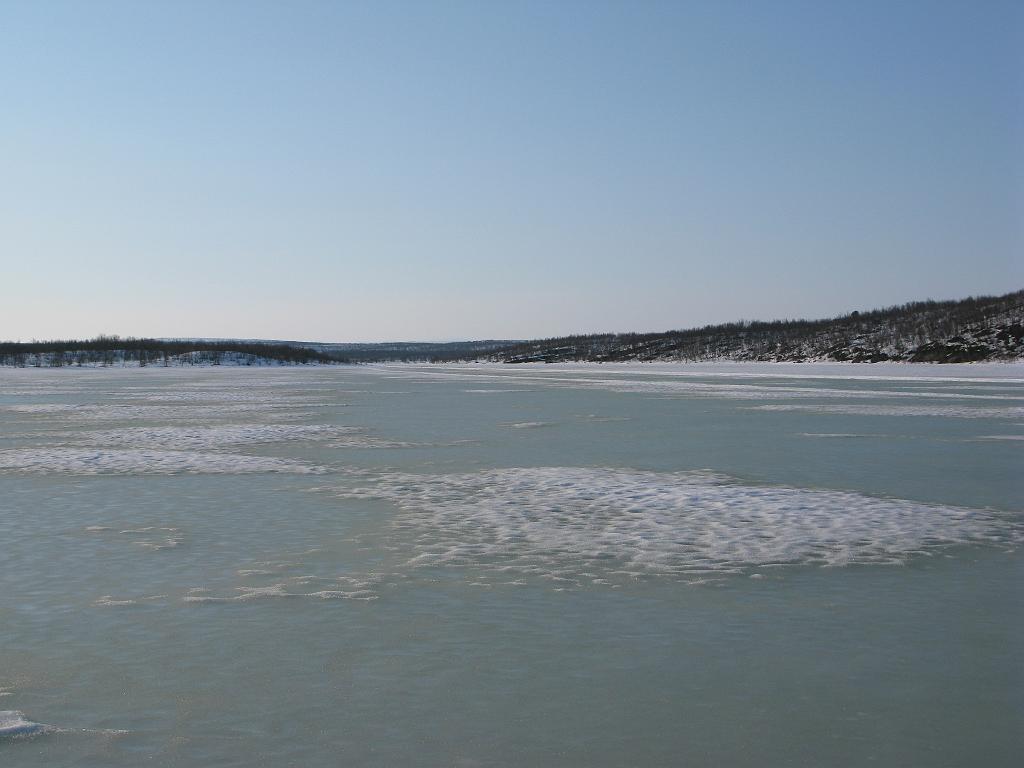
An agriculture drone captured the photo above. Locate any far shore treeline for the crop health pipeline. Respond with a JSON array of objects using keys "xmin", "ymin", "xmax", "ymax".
[
  {"xmin": 0, "ymin": 336, "xmax": 347, "ymax": 367},
  {"xmin": 2, "ymin": 289, "xmax": 1022, "ymax": 367},
  {"xmin": 490, "ymin": 289, "xmax": 1024, "ymax": 364}
]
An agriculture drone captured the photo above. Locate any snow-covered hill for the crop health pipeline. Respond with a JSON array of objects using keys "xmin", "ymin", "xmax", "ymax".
[{"xmin": 492, "ymin": 290, "xmax": 1024, "ymax": 364}]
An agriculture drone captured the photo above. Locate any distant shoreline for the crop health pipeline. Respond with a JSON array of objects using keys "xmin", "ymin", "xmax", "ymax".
[{"xmin": 4, "ymin": 289, "xmax": 1021, "ymax": 366}]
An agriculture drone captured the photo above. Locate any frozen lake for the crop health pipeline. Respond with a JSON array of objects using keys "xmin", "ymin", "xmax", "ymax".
[{"xmin": 1, "ymin": 362, "xmax": 1022, "ymax": 766}]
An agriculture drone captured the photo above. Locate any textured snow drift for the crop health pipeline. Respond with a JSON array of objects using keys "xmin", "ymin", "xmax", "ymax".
[
  {"xmin": 751, "ymin": 403, "xmax": 1024, "ymax": 419},
  {"xmin": 0, "ymin": 710, "xmax": 47, "ymax": 738},
  {"xmin": 0, "ymin": 448, "xmax": 321, "ymax": 475},
  {"xmin": 115, "ymin": 390, "xmax": 326, "ymax": 403},
  {"xmin": 85, "ymin": 525, "xmax": 186, "ymax": 551},
  {"xmin": 396, "ymin": 361, "xmax": 1024, "ymax": 384},
  {"xmin": 184, "ymin": 574, "xmax": 379, "ymax": 603},
  {"xmin": 337, "ymin": 467, "xmax": 1020, "ymax": 584},
  {"xmin": 66, "ymin": 424, "xmax": 362, "ymax": 450},
  {"xmin": 542, "ymin": 376, "xmax": 1024, "ymax": 401},
  {"xmin": 0, "ymin": 709, "xmax": 126, "ymax": 739},
  {"xmin": 93, "ymin": 594, "xmax": 167, "ymax": 607},
  {"xmin": 0, "ymin": 403, "xmax": 311, "ymax": 421}
]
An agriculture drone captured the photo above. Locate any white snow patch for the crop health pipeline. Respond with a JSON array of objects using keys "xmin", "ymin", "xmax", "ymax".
[
  {"xmin": 335, "ymin": 467, "xmax": 1021, "ymax": 585},
  {"xmin": 67, "ymin": 424, "xmax": 361, "ymax": 450},
  {"xmin": 184, "ymin": 575, "xmax": 379, "ymax": 603},
  {"xmin": 0, "ymin": 448, "xmax": 322, "ymax": 475},
  {"xmin": 0, "ymin": 711, "xmax": 48, "ymax": 738},
  {"xmin": 751, "ymin": 404, "xmax": 1024, "ymax": 419}
]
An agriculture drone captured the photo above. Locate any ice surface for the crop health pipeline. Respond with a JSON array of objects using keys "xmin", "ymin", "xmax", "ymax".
[
  {"xmin": 375, "ymin": 365, "xmax": 1024, "ymax": 402},
  {"xmin": 387, "ymin": 361, "xmax": 1024, "ymax": 384},
  {"xmin": 183, "ymin": 576, "xmax": 379, "ymax": 603},
  {"xmin": 0, "ymin": 711, "xmax": 47, "ymax": 738},
  {"xmin": 337, "ymin": 467, "xmax": 1021, "ymax": 585},
  {"xmin": 751, "ymin": 404, "xmax": 1024, "ymax": 418},
  {"xmin": 0, "ymin": 448, "xmax": 322, "ymax": 474},
  {"xmin": 66, "ymin": 424, "xmax": 361, "ymax": 450}
]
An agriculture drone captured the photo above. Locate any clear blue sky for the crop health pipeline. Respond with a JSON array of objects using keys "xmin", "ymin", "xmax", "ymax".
[{"xmin": 1, "ymin": 0, "xmax": 1021, "ymax": 342}]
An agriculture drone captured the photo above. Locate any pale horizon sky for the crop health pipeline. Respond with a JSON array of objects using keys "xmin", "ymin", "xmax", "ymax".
[{"xmin": 2, "ymin": 0, "xmax": 1021, "ymax": 343}]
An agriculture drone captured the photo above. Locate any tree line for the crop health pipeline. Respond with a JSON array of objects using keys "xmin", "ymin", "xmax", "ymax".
[
  {"xmin": 0, "ymin": 336, "xmax": 348, "ymax": 367},
  {"xmin": 4, "ymin": 290, "xmax": 1020, "ymax": 367},
  {"xmin": 489, "ymin": 289, "xmax": 1024, "ymax": 364}
]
